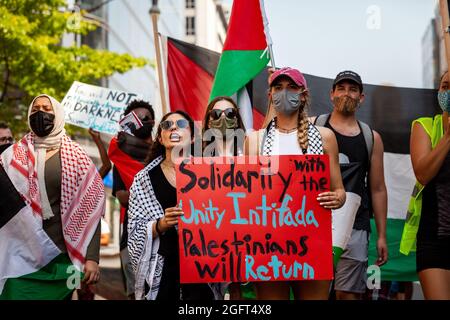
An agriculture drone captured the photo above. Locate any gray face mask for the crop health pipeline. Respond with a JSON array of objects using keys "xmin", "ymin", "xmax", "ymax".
[{"xmin": 272, "ymin": 89, "xmax": 302, "ymax": 115}]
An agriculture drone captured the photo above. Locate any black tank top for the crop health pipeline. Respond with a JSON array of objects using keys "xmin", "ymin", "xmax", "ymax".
[
  {"xmin": 419, "ymin": 151, "xmax": 450, "ymax": 240},
  {"xmin": 325, "ymin": 118, "xmax": 371, "ymax": 232}
]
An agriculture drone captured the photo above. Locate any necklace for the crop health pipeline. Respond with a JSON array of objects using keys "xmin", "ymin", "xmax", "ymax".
[{"xmin": 275, "ymin": 117, "xmax": 297, "ymax": 133}]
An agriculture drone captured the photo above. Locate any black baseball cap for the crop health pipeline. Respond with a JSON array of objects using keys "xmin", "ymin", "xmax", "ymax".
[{"xmin": 333, "ymin": 70, "xmax": 363, "ymax": 92}]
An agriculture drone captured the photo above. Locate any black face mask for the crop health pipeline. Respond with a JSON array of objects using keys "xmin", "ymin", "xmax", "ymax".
[
  {"xmin": 132, "ymin": 123, "xmax": 153, "ymax": 139},
  {"xmin": 0, "ymin": 143, "xmax": 12, "ymax": 155},
  {"xmin": 29, "ymin": 111, "xmax": 55, "ymax": 137}
]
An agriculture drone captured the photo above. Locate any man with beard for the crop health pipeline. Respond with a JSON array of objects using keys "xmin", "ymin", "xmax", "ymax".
[
  {"xmin": 108, "ymin": 100, "xmax": 155, "ymax": 300},
  {"xmin": 0, "ymin": 122, "xmax": 14, "ymax": 155},
  {"xmin": 312, "ymin": 71, "xmax": 388, "ymax": 300}
]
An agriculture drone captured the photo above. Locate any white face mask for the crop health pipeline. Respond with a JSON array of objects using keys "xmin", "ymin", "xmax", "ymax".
[{"xmin": 272, "ymin": 89, "xmax": 303, "ymax": 115}]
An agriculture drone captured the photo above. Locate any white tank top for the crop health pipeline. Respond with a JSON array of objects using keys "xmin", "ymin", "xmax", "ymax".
[{"xmin": 271, "ymin": 129, "xmax": 303, "ymax": 155}]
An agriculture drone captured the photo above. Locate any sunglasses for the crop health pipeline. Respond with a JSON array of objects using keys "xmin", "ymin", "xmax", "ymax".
[
  {"xmin": 209, "ymin": 108, "xmax": 237, "ymax": 120},
  {"xmin": 160, "ymin": 119, "xmax": 189, "ymax": 130},
  {"xmin": 139, "ymin": 116, "xmax": 154, "ymax": 124},
  {"xmin": 0, "ymin": 136, "xmax": 13, "ymax": 144}
]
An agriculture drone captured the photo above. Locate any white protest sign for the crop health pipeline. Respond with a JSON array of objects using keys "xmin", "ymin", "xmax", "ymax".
[{"xmin": 61, "ymin": 81, "xmax": 143, "ymax": 135}]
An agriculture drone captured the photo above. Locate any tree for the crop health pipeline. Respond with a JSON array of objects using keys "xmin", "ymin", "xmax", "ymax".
[{"xmin": 0, "ymin": 0, "xmax": 147, "ymax": 136}]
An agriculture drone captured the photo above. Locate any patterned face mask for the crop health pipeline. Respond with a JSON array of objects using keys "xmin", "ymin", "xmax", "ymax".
[
  {"xmin": 209, "ymin": 116, "xmax": 238, "ymax": 139},
  {"xmin": 333, "ymin": 95, "xmax": 360, "ymax": 115},
  {"xmin": 437, "ymin": 90, "xmax": 450, "ymax": 112}
]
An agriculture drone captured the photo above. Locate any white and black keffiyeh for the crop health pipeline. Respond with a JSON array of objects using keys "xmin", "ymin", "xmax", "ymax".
[
  {"xmin": 127, "ymin": 156, "xmax": 165, "ymax": 300},
  {"xmin": 127, "ymin": 156, "xmax": 226, "ymax": 300},
  {"xmin": 261, "ymin": 118, "xmax": 324, "ymax": 155}
]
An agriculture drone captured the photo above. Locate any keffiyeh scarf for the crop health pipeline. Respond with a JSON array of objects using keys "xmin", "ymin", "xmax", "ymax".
[
  {"xmin": 0, "ymin": 133, "xmax": 105, "ymax": 270},
  {"xmin": 261, "ymin": 118, "xmax": 324, "ymax": 155}
]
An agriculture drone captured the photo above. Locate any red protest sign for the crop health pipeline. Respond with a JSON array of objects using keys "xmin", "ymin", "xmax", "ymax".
[{"xmin": 176, "ymin": 155, "xmax": 333, "ymax": 283}]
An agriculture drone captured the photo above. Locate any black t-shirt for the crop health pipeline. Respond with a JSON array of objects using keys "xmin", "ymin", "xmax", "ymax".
[
  {"xmin": 112, "ymin": 166, "xmax": 129, "ymax": 251},
  {"xmin": 325, "ymin": 119, "xmax": 371, "ymax": 232},
  {"xmin": 151, "ymin": 165, "xmax": 177, "ymax": 257}
]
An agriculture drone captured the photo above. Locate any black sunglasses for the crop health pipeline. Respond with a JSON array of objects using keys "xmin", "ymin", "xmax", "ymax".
[
  {"xmin": 0, "ymin": 136, "xmax": 13, "ymax": 144},
  {"xmin": 160, "ymin": 119, "xmax": 189, "ymax": 130},
  {"xmin": 209, "ymin": 108, "xmax": 237, "ymax": 120},
  {"xmin": 140, "ymin": 116, "xmax": 155, "ymax": 124}
]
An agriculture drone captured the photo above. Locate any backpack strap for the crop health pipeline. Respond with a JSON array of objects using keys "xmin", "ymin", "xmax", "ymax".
[
  {"xmin": 313, "ymin": 113, "xmax": 330, "ymax": 126},
  {"xmin": 358, "ymin": 120, "xmax": 374, "ymax": 164}
]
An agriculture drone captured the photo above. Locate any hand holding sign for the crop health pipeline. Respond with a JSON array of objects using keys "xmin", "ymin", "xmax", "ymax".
[
  {"xmin": 62, "ymin": 81, "xmax": 143, "ymax": 135},
  {"xmin": 159, "ymin": 206, "xmax": 184, "ymax": 233},
  {"xmin": 317, "ymin": 191, "xmax": 344, "ymax": 209}
]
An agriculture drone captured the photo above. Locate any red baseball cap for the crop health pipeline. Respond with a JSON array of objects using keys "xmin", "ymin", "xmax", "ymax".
[{"xmin": 269, "ymin": 67, "xmax": 308, "ymax": 89}]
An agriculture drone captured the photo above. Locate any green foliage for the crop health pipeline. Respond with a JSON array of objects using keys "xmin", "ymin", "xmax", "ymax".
[{"xmin": 0, "ymin": 0, "xmax": 148, "ymax": 137}]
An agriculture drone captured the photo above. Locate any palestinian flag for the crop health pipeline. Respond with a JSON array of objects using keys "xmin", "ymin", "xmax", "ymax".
[
  {"xmin": 167, "ymin": 37, "xmax": 270, "ymax": 129},
  {"xmin": 167, "ymin": 0, "xmax": 271, "ymax": 129},
  {"xmin": 0, "ymin": 165, "xmax": 81, "ymax": 300},
  {"xmin": 332, "ymin": 163, "xmax": 366, "ymax": 266},
  {"xmin": 368, "ymin": 153, "xmax": 419, "ymax": 281},
  {"xmin": 210, "ymin": 0, "xmax": 271, "ymax": 130}
]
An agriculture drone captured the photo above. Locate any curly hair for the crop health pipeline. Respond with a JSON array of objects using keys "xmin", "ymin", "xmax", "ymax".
[{"xmin": 124, "ymin": 100, "xmax": 155, "ymax": 120}]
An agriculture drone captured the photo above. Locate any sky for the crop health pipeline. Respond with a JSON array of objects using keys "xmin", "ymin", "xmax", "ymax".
[{"xmin": 223, "ymin": 0, "xmax": 437, "ymax": 89}]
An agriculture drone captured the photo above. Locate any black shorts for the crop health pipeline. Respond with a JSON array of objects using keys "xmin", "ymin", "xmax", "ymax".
[{"xmin": 416, "ymin": 236, "xmax": 450, "ymax": 272}]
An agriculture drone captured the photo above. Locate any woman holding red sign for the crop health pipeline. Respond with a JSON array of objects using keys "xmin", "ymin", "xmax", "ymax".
[
  {"xmin": 127, "ymin": 110, "xmax": 220, "ymax": 300},
  {"xmin": 245, "ymin": 67, "xmax": 346, "ymax": 300},
  {"xmin": 202, "ymin": 96, "xmax": 247, "ymax": 300}
]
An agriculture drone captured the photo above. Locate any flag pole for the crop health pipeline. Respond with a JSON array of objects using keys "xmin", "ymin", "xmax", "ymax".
[
  {"xmin": 259, "ymin": 0, "xmax": 276, "ymax": 128},
  {"xmin": 260, "ymin": 0, "xmax": 275, "ymax": 68},
  {"xmin": 149, "ymin": 0, "xmax": 168, "ymax": 115},
  {"xmin": 268, "ymin": 44, "xmax": 276, "ymax": 69}
]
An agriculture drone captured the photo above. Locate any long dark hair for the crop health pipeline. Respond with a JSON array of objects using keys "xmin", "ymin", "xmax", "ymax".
[
  {"xmin": 146, "ymin": 110, "xmax": 195, "ymax": 164},
  {"xmin": 202, "ymin": 96, "xmax": 246, "ymax": 156}
]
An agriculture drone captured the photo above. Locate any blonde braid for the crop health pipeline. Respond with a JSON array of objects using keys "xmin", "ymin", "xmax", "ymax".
[{"xmin": 297, "ymin": 107, "xmax": 309, "ymax": 153}]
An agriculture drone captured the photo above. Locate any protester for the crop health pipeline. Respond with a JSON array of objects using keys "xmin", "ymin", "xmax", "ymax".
[
  {"xmin": 0, "ymin": 122, "xmax": 14, "ymax": 155},
  {"xmin": 405, "ymin": 71, "xmax": 450, "ymax": 299},
  {"xmin": 202, "ymin": 96, "xmax": 246, "ymax": 299},
  {"xmin": 245, "ymin": 67, "xmax": 346, "ymax": 299},
  {"xmin": 202, "ymin": 96, "xmax": 246, "ymax": 157},
  {"xmin": 108, "ymin": 99, "xmax": 155, "ymax": 300},
  {"xmin": 0, "ymin": 94, "xmax": 104, "ymax": 299},
  {"xmin": 312, "ymin": 70, "xmax": 388, "ymax": 300},
  {"xmin": 128, "ymin": 110, "xmax": 218, "ymax": 300}
]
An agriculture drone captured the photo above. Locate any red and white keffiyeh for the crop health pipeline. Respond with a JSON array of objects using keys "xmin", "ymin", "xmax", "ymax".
[{"xmin": 1, "ymin": 133, "xmax": 105, "ymax": 270}]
